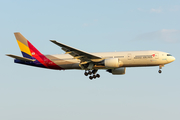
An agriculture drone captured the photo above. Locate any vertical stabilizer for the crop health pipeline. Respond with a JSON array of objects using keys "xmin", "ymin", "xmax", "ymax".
[
  {"xmin": 13, "ymin": 32, "xmax": 63, "ymax": 70},
  {"xmin": 14, "ymin": 32, "xmax": 33, "ymax": 59}
]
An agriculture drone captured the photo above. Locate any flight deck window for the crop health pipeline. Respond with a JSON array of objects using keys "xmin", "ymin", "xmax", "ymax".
[{"xmin": 167, "ymin": 54, "xmax": 172, "ymax": 56}]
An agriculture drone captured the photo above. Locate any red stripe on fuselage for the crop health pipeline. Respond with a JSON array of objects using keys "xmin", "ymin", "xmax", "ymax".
[{"xmin": 27, "ymin": 40, "xmax": 63, "ymax": 70}]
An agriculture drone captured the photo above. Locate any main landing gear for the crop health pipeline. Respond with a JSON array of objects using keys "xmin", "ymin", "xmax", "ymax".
[
  {"xmin": 158, "ymin": 65, "xmax": 164, "ymax": 74},
  {"xmin": 84, "ymin": 69, "xmax": 100, "ymax": 80}
]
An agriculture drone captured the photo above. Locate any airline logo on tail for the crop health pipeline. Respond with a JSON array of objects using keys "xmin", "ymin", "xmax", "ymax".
[{"xmin": 14, "ymin": 32, "xmax": 63, "ymax": 70}]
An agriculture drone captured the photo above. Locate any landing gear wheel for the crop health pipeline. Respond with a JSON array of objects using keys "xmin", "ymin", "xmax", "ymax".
[
  {"xmin": 158, "ymin": 70, "xmax": 162, "ymax": 73},
  {"xmin": 84, "ymin": 70, "xmax": 100, "ymax": 80},
  {"xmin": 89, "ymin": 76, "xmax": 93, "ymax": 80},
  {"xmin": 88, "ymin": 71, "xmax": 92, "ymax": 75},
  {"xmin": 92, "ymin": 69, "xmax": 98, "ymax": 74},
  {"xmin": 84, "ymin": 72, "xmax": 88, "ymax": 76},
  {"xmin": 96, "ymin": 74, "xmax": 100, "ymax": 78},
  {"xmin": 93, "ymin": 75, "xmax": 96, "ymax": 79}
]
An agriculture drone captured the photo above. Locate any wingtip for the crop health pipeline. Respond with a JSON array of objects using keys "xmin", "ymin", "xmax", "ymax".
[
  {"xmin": 50, "ymin": 40, "xmax": 56, "ymax": 42},
  {"xmin": 6, "ymin": 54, "xmax": 11, "ymax": 56},
  {"xmin": 14, "ymin": 32, "xmax": 20, "ymax": 34},
  {"xmin": 6, "ymin": 54, "xmax": 15, "ymax": 57}
]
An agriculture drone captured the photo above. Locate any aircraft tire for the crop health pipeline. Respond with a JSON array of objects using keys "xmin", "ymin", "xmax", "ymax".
[
  {"xmin": 89, "ymin": 76, "xmax": 93, "ymax": 80},
  {"xmin": 88, "ymin": 71, "xmax": 92, "ymax": 75},
  {"xmin": 158, "ymin": 70, "xmax": 162, "ymax": 73},
  {"xmin": 96, "ymin": 74, "xmax": 100, "ymax": 78},
  {"xmin": 84, "ymin": 72, "xmax": 88, "ymax": 76},
  {"xmin": 93, "ymin": 75, "xmax": 96, "ymax": 79}
]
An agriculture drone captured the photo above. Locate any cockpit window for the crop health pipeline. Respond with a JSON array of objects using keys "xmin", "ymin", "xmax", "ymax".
[{"xmin": 167, "ymin": 54, "xmax": 172, "ymax": 56}]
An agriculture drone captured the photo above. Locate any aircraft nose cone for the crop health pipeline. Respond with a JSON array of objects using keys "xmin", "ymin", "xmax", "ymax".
[
  {"xmin": 172, "ymin": 56, "xmax": 175, "ymax": 61},
  {"xmin": 167, "ymin": 56, "xmax": 175, "ymax": 63},
  {"xmin": 169, "ymin": 56, "xmax": 175, "ymax": 62}
]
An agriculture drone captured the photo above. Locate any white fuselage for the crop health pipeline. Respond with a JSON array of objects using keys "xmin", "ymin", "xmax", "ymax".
[{"xmin": 47, "ymin": 50, "xmax": 175, "ymax": 69}]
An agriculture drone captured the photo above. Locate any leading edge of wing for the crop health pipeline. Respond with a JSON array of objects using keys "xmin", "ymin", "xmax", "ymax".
[{"xmin": 50, "ymin": 40, "xmax": 102, "ymax": 60}]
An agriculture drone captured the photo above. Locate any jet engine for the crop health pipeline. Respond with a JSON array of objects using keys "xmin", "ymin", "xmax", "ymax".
[
  {"xmin": 107, "ymin": 67, "xmax": 126, "ymax": 75},
  {"xmin": 104, "ymin": 58, "xmax": 122, "ymax": 68}
]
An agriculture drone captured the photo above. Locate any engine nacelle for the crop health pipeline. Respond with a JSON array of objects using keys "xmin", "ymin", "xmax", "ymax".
[
  {"xmin": 107, "ymin": 67, "xmax": 126, "ymax": 75},
  {"xmin": 104, "ymin": 58, "xmax": 121, "ymax": 68}
]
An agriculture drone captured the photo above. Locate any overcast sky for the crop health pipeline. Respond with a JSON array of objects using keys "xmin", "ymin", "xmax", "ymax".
[{"xmin": 0, "ymin": 0, "xmax": 180, "ymax": 120}]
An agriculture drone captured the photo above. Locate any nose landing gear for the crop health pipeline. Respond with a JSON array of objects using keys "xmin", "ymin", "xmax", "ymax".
[
  {"xmin": 84, "ymin": 69, "xmax": 100, "ymax": 80},
  {"xmin": 158, "ymin": 65, "xmax": 164, "ymax": 74},
  {"xmin": 158, "ymin": 70, "xmax": 162, "ymax": 73}
]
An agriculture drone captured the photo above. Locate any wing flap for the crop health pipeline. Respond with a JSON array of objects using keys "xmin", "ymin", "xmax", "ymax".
[{"xmin": 6, "ymin": 54, "xmax": 35, "ymax": 62}]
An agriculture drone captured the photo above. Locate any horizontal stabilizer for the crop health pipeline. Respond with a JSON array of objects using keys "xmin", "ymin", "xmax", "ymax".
[{"xmin": 6, "ymin": 54, "xmax": 35, "ymax": 62}]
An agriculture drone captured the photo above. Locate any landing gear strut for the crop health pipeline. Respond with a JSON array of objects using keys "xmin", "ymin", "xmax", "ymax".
[
  {"xmin": 84, "ymin": 69, "xmax": 100, "ymax": 80},
  {"xmin": 158, "ymin": 65, "xmax": 164, "ymax": 74}
]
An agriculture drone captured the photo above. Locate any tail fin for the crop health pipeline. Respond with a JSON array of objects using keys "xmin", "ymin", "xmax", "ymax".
[
  {"xmin": 14, "ymin": 32, "xmax": 43, "ymax": 60},
  {"xmin": 14, "ymin": 32, "xmax": 51, "ymax": 68},
  {"xmin": 13, "ymin": 32, "xmax": 63, "ymax": 70},
  {"xmin": 14, "ymin": 32, "xmax": 33, "ymax": 59}
]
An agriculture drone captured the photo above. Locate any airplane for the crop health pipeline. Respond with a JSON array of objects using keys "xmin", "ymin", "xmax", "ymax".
[{"xmin": 6, "ymin": 32, "xmax": 175, "ymax": 80}]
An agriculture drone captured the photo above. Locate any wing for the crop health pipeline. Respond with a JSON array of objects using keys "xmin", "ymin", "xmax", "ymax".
[{"xmin": 50, "ymin": 40, "xmax": 102, "ymax": 62}]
